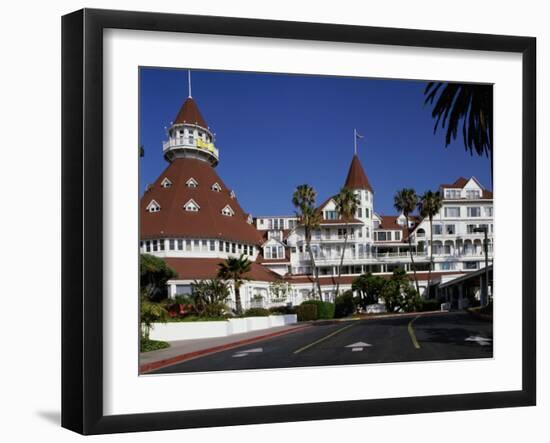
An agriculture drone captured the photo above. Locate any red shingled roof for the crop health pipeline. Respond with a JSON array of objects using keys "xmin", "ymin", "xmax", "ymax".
[
  {"xmin": 173, "ymin": 97, "xmax": 208, "ymax": 128},
  {"xmin": 140, "ymin": 158, "xmax": 263, "ymax": 244},
  {"xmin": 344, "ymin": 155, "xmax": 373, "ymax": 192},
  {"xmin": 165, "ymin": 257, "xmax": 281, "ymax": 282}
]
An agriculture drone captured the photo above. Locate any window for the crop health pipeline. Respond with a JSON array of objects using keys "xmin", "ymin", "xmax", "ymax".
[
  {"xmin": 209, "ymin": 241, "xmax": 215, "ymax": 251},
  {"xmin": 464, "ymin": 262, "xmax": 478, "ymax": 270},
  {"xmin": 225, "ymin": 242, "xmax": 230, "ymax": 252},
  {"xmin": 177, "ymin": 239, "xmax": 183, "ymax": 250},
  {"xmin": 202, "ymin": 240, "xmax": 207, "ymax": 250},
  {"xmin": 466, "ymin": 224, "xmax": 477, "ymax": 234},
  {"xmin": 186, "ymin": 240, "xmax": 191, "ymax": 251},
  {"xmin": 152, "ymin": 240, "xmax": 158, "ymax": 252},
  {"xmin": 439, "ymin": 262, "xmax": 455, "ymax": 270},
  {"xmin": 159, "ymin": 240, "xmax": 165, "ymax": 251},
  {"xmin": 365, "ymin": 208, "xmax": 369, "ymax": 218},
  {"xmin": 485, "ymin": 206, "xmax": 493, "ymax": 217},
  {"xmin": 230, "ymin": 190, "xmax": 236, "ymax": 199},
  {"xmin": 433, "ymin": 224, "xmax": 443, "ymax": 235},
  {"xmin": 231, "ymin": 243, "xmax": 236, "ymax": 253},
  {"xmin": 161, "ymin": 177, "xmax": 172, "ymax": 188},
  {"xmin": 175, "ymin": 284, "xmax": 193, "ymax": 296},
  {"xmin": 395, "ymin": 231, "xmax": 401, "ymax": 241},
  {"xmin": 259, "ymin": 219, "xmax": 264, "ymax": 226},
  {"xmin": 146, "ymin": 200, "xmax": 161, "ymax": 213},
  {"xmin": 221, "ymin": 205, "xmax": 234, "ymax": 217},
  {"xmin": 444, "ymin": 207, "xmax": 460, "ymax": 217},
  {"xmin": 445, "ymin": 224, "xmax": 456, "ymax": 235},
  {"xmin": 357, "ymin": 207, "xmax": 363, "ymax": 218},
  {"xmin": 445, "ymin": 189, "xmax": 461, "ymax": 199},
  {"xmin": 467, "ymin": 207, "xmax": 481, "ymax": 217},
  {"xmin": 375, "ymin": 232, "xmax": 390, "ymax": 241},
  {"xmin": 466, "ymin": 190, "xmax": 481, "ymax": 199},
  {"xmin": 183, "ymin": 199, "xmax": 200, "ymax": 212},
  {"xmin": 146, "ymin": 240, "xmax": 151, "ymax": 252},
  {"xmin": 211, "ymin": 182, "xmax": 222, "ymax": 192},
  {"xmin": 169, "ymin": 239, "xmax": 175, "ymax": 250},
  {"xmin": 186, "ymin": 177, "xmax": 198, "ymax": 188},
  {"xmin": 324, "ymin": 210, "xmax": 337, "ymax": 220},
  {"xmin": 194, "ymin": 240, "xmax": 200, "ymax": 250}
]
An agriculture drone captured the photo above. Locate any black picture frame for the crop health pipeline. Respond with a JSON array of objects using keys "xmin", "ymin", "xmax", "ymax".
[{"xmin": 62, "ymin": 8, "xmax": 536, "ymax": 435}]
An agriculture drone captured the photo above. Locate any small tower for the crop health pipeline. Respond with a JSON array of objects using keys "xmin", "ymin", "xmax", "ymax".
[
  {"xmin": 162, "ymin": 72, "xmax": 219, "ymax": 166},
  {"xmin": 344, "ymin": 154, "xmax": 375, "ymax": 244}
]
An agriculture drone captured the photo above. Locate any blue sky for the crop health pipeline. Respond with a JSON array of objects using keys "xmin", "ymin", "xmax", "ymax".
[{"xmin": 139, "ymin": 68, "xmax": 491, "ymax": 215}]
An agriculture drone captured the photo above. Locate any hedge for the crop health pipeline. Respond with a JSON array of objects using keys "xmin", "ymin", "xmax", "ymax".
[
  {"xmin": 243, "ymin": 308, "xmax": 271, "ymax": 317},
  {"xmin": 296, "ymin": 304, "xmax": 317, "ymax": 321},
  {"xmin": 301, "ymin": 300, "xmax": 335, "ymax": 320}
]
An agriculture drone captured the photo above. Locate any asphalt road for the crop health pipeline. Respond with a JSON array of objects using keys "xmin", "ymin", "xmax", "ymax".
[{"xmin": 149, "ymin": 312, "xmax": 493, "ymax": 375}]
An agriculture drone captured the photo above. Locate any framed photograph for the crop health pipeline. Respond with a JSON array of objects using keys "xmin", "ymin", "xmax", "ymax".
[{"xmin": 62, "ymin": 8, "xmax": 536, "ymax": 435}]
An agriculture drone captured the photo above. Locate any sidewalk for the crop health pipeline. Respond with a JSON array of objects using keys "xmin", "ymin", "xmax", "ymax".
[{"xmin": 140, "ymin": 323, "xmax": 310, "ymax": 373}]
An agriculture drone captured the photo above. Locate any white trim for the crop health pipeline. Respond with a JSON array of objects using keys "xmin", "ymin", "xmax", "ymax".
[
  {"xmin": 211, "ymin": 182, "xmax": 222, "ymax": 192},
  {"xmin": 145, "ymin": 199, "xmax": 161, "ymax": 213},
  {"xmin": 160, "ymin": 177, "xmax": 172, "ymax": 188},
  {"xmin": 183, "ymin": 198, "xmax": 200, "ymax": 212},
  {"xmin": 186, "ymin": 177, "xmax": 198, "ymax": 187},
  {"xmin": 221, "ymin": 204, "xmax": 235, "ymax": 216}
]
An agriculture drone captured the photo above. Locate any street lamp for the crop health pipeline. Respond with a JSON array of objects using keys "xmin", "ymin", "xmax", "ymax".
[{"xmin": 473, "ymin": 226, "xmax": 489, "ymax": 306}]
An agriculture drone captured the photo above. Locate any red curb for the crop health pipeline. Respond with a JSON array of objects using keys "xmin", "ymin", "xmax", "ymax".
[{"xmin": 140, "ymin": 324, "xmax": 312, "ymax": 374}]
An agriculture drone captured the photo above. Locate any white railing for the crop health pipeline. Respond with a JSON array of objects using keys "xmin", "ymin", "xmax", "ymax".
[{"xmin": 163, "ymin": 137, "xmax": 219, "ymax": 158}]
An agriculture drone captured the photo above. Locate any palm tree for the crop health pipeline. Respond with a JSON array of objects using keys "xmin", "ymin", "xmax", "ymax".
[
  {"xmin": 292, "ymin": 184, "xmax": 322, "ymax": 299},
  {"xmin": 417, "ymin": 190, "xmax": 443, "ymax": 293},
  {"xmin": 424, "ymin": 82, "xmax": 493, "ymax": 188},
  {"xmin": 394, "ymin": 188, "xmax": 420, "ymax": 295},
  {"xmin": 333, "ymin": 187, "xmax": 360, "ymax": 298},
  {"xmin": 217, "ymin": 254, "xmax": 251, "ymax": 315}
]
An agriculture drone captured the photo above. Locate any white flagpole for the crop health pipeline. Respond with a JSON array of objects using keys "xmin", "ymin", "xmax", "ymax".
[
  {"xmin": 188, "ymin": 70, "xmax": 192, "ymax": 98},
  {"xmin": 354, "ymin": 128, "xmax": 357, "ymax": 155}
]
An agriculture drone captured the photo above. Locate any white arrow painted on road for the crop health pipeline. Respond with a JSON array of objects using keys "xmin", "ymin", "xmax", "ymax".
[
  {"xmin": 345, "ymin": 342, "xmax": 372, "ymax": 352},
  {"xmin": 232, "ymin": 347, "xmax": 263, "ymax": 358},
  {"xmin": 465, "ymin": 336, "xmax": 493, "ymax": 346}
]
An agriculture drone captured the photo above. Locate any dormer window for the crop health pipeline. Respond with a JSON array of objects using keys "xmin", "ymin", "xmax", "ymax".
[
  {"xmin": 230, "ymin": 190, "xmax": 236, "ymax": 199},
  {"xmin": 146, "ymin": 200, "xmax": 161, "ymax": 213},
  {"xmin": 211, "ymin": 182, "xmax": 222, "ymax": 192},
  {"xmin": 221, "ymin": 205, "xmax": 234, "ymax": 217},
  {"xmin": 186, "ymin": 178, "xmax": 198, "ymax": 188},
  {"xmin": 183, "ymin": 199, "xmax": 200, "ymax": 212},
  {"xmin": 247, "ymin": 214, "xmax": 253, "ymax": 224},
  {"xmin": 161, "ymin": 177, "xmax": 172, "ymax": 188}
]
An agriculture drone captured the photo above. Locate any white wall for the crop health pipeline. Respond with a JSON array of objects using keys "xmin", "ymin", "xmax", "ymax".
[{"xmin": 1, "ymin": 1, "xmax": 546, "ymax": 443}]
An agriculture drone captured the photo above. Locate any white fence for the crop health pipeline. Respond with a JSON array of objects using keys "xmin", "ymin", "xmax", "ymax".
[{"xmin": 149, "ymin": 314, "xmax": 297, "ymax": 342}]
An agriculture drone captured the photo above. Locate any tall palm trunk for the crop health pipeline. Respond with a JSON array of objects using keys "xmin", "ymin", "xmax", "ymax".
[
  {"xmin": 428, "ymin": 215, "xmax": 434, "ymax": 296},
  {"xmin": 335, "ymin": 224, "xmax": 349, "ymax": 299},
  {"xmin": 234, "ymin": 283, "xmax": 242, "ymax": 315},
  {"xmin": 406, "ymin": 214, "xmax": 421, "ymax": 295},
  {"xmin": 306, "ymin": 231, "xmax": 322, "ymax": 300}
]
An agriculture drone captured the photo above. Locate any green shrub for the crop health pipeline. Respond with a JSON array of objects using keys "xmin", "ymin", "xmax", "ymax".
[
  {"xmin": 243, "ymin": 308, "xmax": 271, "ymax": 317},
  {"xmin": 420, "ymin": 298, "xmax": 441, "ymax": 312},
  {"xmin": 268, "ymin": 306, "xmax": 296, "ymax": 315},
  {"xmin": 297, "ymin": 303, "xmax": 317, "ymax": 321},
  {"xmin": 335, "ymin": 291, "xmax": 355, "ymax": 318},
  {"xmin": 301, "ymin": 300, "xmax": 335, "ymax": 319},
  {"xmin": 140, "ymin": 337, "xmax": 170, "ymax": 352}
]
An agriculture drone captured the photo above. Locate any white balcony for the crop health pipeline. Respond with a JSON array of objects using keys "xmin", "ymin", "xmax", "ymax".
[{"xmin": 163, "ymin": 137, "xmax": 219, "ymax": 160}]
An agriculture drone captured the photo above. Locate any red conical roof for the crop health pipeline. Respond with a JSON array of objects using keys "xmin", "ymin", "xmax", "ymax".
[
  {"xmin": 344, "ymin": 155, "xmax": 373, "ymax": 192},
  {"xmin": 140, "ymin": 158, "xmax": 262, "ymax": 244},
  {"xmin": 173, "ymin": 97, "xmax": 208, "ymax": 128}
]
